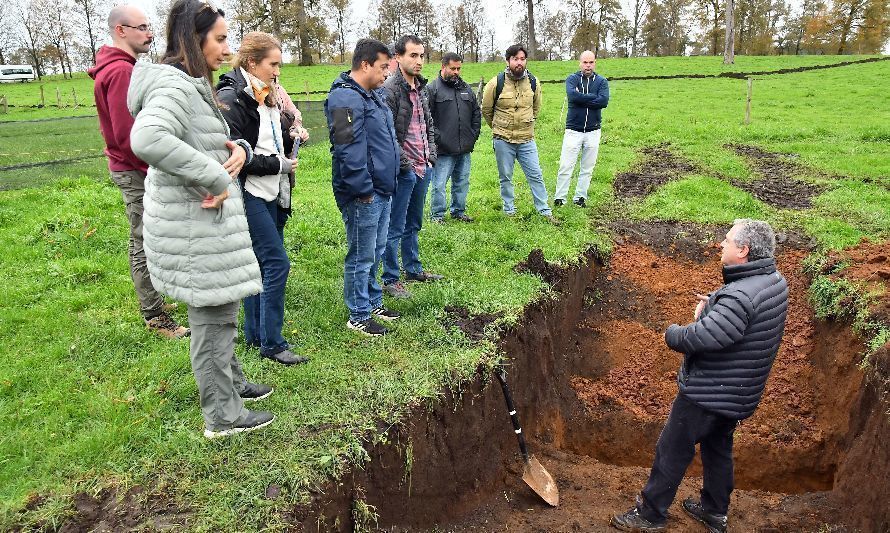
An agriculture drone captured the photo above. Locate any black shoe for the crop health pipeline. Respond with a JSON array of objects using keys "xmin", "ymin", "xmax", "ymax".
[
  {"xmin": 261, "ymin": 349, "xmax": 309, "ymax": 365},
  {"xmin": 203, "ymin": 410, "xmax": 275, "ymax": 439},
  {"xmin": 554, "ymin": 199, "xmax": 565, "ymax": 207},
  {"xmin": 404, "ymin": 270, "xmax": 444, "ymax": 282},
  {"xmin": 452, "ymin": 213, "xmax": 474, "ymax": 222},
  {"xmin": 347, "ymin": 318, "xmax": 388, "ymax": 336},
  {"xmin": 682, "ymin": 498, "xmax": 727, "ymax": 533},
  {"xmin": 371, "ymin": 306, "xmax": 401, "ymax": 321},
  {"xmin": 610, "ymin": 507, "xmax": 666, "ymax": 532},
  {"xmin": 573, "ymin": 197, "xmax": 587, "ymax": 208},
  {"xmin": 239, "ymin": 382, "xmax": 273, "ymax": 402}
]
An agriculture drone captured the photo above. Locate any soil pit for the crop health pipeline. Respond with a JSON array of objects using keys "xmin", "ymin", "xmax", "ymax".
[{"xmin": 727, "ymin": 144, "xmax": 827, "ymax": 209}]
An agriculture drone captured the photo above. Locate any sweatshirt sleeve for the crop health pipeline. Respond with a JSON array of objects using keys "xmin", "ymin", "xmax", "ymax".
[
  {"xmin": 130, "ymin": 85, "xmax": 230, "ymax": 195},
  {"xmin": 567, "ymin": 76, "xmax": 609, "ymax": 109},
  {"xmin": 103, "ymin": 69, "xmax": 138, "ymax": 161}
]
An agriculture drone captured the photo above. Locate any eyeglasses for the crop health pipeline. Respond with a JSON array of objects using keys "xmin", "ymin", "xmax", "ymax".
[{"xmin": 121, "ymin": 24, "xmax": 152, "ymax": 32}]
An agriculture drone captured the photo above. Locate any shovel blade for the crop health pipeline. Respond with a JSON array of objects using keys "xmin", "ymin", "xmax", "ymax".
[{"xmin": 522, "ymin": 454, "xmax": 559, "ymax": 507}]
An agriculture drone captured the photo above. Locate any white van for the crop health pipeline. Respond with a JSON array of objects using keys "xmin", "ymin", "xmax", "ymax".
[{"xmin": 0, "ymin": 65, "xmax": 37, "ymax": 82}]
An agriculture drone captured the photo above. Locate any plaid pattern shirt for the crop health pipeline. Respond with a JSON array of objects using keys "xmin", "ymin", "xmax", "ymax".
[{"xmin": 402, "ymin": 86, "xmax": 430, "ymax": 178}]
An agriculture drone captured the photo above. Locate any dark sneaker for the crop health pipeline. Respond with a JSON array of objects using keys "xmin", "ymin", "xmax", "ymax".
[
  {"xmin": 261, "ymin": 349, "xmax": 309, "ymax": 365},
  {"xmin": 239, "ymin": 382, "xmax": 273, "ymax": 402},
  {"xmin": 430, "ymin": 216, "xmax": 445, "ymax": 224},
  {"xmin": 554, "ymin": 199, "xmax": 565, "ymax": 207},
  {"xmin": 682, "ymin": 498, "xmax": 727, "ymax": 533},
  {"xmin": 383, "ymin": 281, "xmax": 412, "ymax": 298},
  {"xmin": 347, "ymin": 318, "xmax": 388, "ymax": 336},
  {"xmin": 452, "ymin": 213, "xmax": 474, "ymax": 222},
  {"xmin": 203, "ymin": 410, "xmax": 274, "ymax": 439},
  {"xmin": 371, "ymin": 306, "xmax": 401, "ymax": 321},
  {"xmin": 610, "ymin": 507, "xmax": 666, "ymax": 532},
  {"xmin": 146, "ymin": 313, "xmax": 190, "ymax": 339},
  {"xmin": 405, "ymin": 271, "xmax": 444, "ymax": 282},
  {"xmin": 573, "ymin": 197, "xmax": 587, "ymax": 208},
  {"xmin": 544, "ymin": 214, "xmax": 562, "ymax": 226}
]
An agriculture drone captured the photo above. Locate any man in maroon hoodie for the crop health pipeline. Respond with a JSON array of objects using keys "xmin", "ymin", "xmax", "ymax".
[{"xmin": 89, "ymin": 5, "xmax": 189, "ymax": 338}]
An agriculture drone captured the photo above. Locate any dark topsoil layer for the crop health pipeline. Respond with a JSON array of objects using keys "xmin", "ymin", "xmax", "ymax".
[{"xmin": 24, "ymin": 223, "xmax": 890, "ymax": 532}]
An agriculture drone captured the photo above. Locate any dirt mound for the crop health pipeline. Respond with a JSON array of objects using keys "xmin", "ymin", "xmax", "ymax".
[
  {"xmin": 515, "ymin": 248, "xmax": 568, "ymax": 286},
  {"xmin": 728, "ymin": 144, "xmax": 827, "ymax": 209},
  {"xmin": 612, "ymin": 144, "xmax": 698, "ymax": 199},
  {"xmin": 443, "ymin": 305, "xmax": 503, "ymax": 341}
]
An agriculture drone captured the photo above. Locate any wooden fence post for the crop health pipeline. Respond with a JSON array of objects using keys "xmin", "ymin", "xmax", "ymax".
[
  {"xmin": 72, "ymin": 88, "xmax": 78, "ymax": 108},
  {"xmin": 40, "ymin": 85, "xmax": 45, "ymax": 107},
  {"xmin": 56, "ymin": 87, "xmax": 62, "ymax": 108},
  {"xmin": 744, "ymin": 77, "xmax": 753, "ymax": 125},
  {"xmin": 304, "ymin": 80, "xmax": 310, "ymax": 100},
  {"xmin": 476, "ymin": 76, "xmax": 484, "ymax": 102},
  {"xmin": 1, "ymin": 96, "xmax": 7, "ymax": 114}
]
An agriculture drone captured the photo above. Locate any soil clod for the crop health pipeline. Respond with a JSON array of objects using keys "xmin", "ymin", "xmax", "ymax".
[
  {"xmin": 727, "ymin": 144, "xmax": 828, "ymax": 209},
  {"xmin": 612, "ymin": 144, "xmax": 699, "ymax": 199}
]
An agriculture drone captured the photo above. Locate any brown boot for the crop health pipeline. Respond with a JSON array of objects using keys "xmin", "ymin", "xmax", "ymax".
[{"xmin": 146, "ymin": 313, "xmax": 190, "ymax": 339}]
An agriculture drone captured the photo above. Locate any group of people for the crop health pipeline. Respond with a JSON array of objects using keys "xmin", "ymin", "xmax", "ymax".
[{"xmin": 89, "ymin": 3, "xmax": 790, "ymax": 531}]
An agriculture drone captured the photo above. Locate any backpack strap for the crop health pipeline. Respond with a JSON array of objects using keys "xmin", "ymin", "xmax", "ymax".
[{"xmin": 494, "ymin": 71, "xmax": 537, "ymax": 103}]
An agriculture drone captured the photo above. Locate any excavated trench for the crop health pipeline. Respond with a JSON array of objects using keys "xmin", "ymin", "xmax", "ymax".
[{"xmin": 297, "ymin": 222, "xmax": 890, "ymax": 532}]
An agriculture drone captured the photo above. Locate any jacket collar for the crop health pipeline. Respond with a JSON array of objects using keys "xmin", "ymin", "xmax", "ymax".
[
  {"xmin": 392, "ymin": 66, "xmax": 427, "ymax": 91},
  {"xmin": 438, "ymin": 73, "xmax": 465, "ymax": 89},
  {"xmin": 722, "ymin": 258, "xmax": 777, "ymax": 283}
]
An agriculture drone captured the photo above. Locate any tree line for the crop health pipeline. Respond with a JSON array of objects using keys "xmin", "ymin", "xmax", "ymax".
[{"xmin": 0, "ymin": 0, "xmax": 887, "ymax": 78}]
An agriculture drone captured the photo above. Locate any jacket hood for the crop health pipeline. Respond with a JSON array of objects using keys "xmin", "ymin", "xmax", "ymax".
[
  {"xmin": 88, "ymin": 45, "xmax": 136, "ymax": 79},
  {"xmin": 722, "ymin": 257, "xmax": 777, "ymax": 283},
  {"xmin": 330, "ymin": 71, "xmax": 374, "ymax": 97},
  {"xmin": 128, "ymin": 62, "xmax": 210, "ymax": 117},
  {"xmin": 216, "ymin": 68, "xmax": 248, "ymax": 93}
]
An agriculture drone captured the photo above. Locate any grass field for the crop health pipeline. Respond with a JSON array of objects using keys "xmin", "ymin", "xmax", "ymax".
[{"xmin": 1, "ymin": 55, "xmax": 888, "ymax": 529}]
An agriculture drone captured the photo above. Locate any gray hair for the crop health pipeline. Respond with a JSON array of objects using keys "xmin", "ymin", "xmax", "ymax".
[{"xmin": 732, "ymin": 219, "xmax": 776, "ymax": 261}]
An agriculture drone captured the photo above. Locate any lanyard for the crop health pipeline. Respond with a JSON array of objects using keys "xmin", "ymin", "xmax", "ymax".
[{"xmin": 268, "ymin": 111, "xmax": 283, "ymax": 155}]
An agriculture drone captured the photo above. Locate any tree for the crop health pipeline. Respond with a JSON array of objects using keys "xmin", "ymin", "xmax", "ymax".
[
  {"xmin": 627, "ymin": 0, "xmax": 649, "ymax": 55},
  {"xmin": 71, "ymin": 0, "xmax": 105, "ymax": 65},
  {"xmin": 643, "ymin": 0, "xmax": 690, "ymax": 55},
  {"xmin": 20, "ymin": 1, "xmax": 47, "ymax": 78},
  {"xmin": 0, "ymin": 3, "xmax": 17, "ymax": 64},
  {"xmin": 851, "ymin": 0, "xmax": 890, "ymax": 52},
  {"xmin": 724, "ymin": 0, "xmax": 736, "ymax": 62},
  {"xmin": 524, "ymin": 0, "xmax": 538, "ymax": 59},
  {"xmin": 328, "ymin": 0, "xmax": 350, "ymax": 63},
  {"xmin": 39, "ymin": 0, "xmax": 76, "ymax": 77},
  {"xmin": 594, "ymin": 0, "xmax": 623, "ymax": 55},
  {"xmin": 370, "ymin": 0, "xmax": 438, "ymax": 51},
  {"xmin": 832, "ymin": 0, "xmax": 868, "ymax": 52},
  {"xmin": 694, "ymin": 0, "xmax": 724, "ymax": 54},
  {"xmin": 539, "ymin": 8, "xmax": 571, "ymax": 59},
  {"xmin": 449, "ymin": 0, "xmax": 486, "ymax": 62}
]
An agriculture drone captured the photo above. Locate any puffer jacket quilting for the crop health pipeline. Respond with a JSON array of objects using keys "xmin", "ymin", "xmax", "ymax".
[
  {"xmin": 128, "ymin": 62, "xmax": 262, "ymax": 308},
  {"xmin": 665, "ymin": 258, "xmax": 789, "ymax": 420},
  {"xmin": 382, "ymin": 67, "xmax": 437, "ymax": 171}
]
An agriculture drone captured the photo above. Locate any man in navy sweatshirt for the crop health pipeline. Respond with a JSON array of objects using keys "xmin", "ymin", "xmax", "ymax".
[
  {"xmin": 88, "ymin": 5, "xmax": 189, "ymax": 338},
  {"xmin": 553, "ymin": 50, "xmax": 609, "ymax": 208}
]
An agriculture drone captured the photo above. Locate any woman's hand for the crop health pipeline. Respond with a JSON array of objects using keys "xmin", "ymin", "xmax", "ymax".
[
  {"xmin": 202, "ymin": 189, "xmax": 229, "ymax": 209},
  {"xmin": 290, "ymin": 127, "xmax": 309, "ymax": 142},
  {"xmin": 223, "ymin": 140, "xmax": 246, "ymax": 178}
]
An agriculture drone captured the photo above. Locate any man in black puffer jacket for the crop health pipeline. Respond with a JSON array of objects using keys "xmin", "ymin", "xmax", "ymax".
[{"xmin": 612, "ymin": 219, "xmax": 789, "ymax": 533}]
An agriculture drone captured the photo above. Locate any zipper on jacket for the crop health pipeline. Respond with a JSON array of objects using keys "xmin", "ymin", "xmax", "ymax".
[{"xmin": 583, "ymin": 76, "xmax": 590, "ymax": 132}]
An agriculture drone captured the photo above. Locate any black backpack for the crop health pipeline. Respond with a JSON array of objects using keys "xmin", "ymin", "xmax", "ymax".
[{"xmin": 494, "ymin": 71, "xmax": 537, "ymax": 102}]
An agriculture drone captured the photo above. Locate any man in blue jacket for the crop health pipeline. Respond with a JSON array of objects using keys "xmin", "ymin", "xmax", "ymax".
[
  {"xmin": 612, "ymin": 219, "xmax": 789, "ymax": 533},
  {"xmin": 554, "ymin": 50, "xmax": 609, "ymax": 208},
  {"xmin": 325, "ymin": 39, "xmax": 402, "ymax": 336}
]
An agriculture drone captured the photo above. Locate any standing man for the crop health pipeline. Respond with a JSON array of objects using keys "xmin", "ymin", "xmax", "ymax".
[
  {"xmin": 554, "ymin": 50, "xmax": 609, "ymax": 209},
  {"xmin": 89, "ymin": 5, "xmax": 188, "ymax": 339},
  {"xmin": 381, "ymin": 35, "xmax": 443, "ymax": 300},
  {"xmin": 426, "ymin": 52, "xmax": 481, "ymax": 223},
  {"xmin": 611, "ymin": 220, "xmax": 789, "ymax": 533},
  {"xmin": 325, "ymin": 38, "xmax": 402, "ymax": 336},
  {"xmin": 481, "ymin": 44, "xmax": 557, "ymax": 224}
]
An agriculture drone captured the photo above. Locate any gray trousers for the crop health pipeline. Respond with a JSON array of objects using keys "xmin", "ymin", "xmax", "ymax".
[
  {"xmin": 110, "ymin": 170, "xmax": 166, "ymax": 320},
  {"xmin": 187, "ymin": 302, "xmax": 249, "ymax": 431}
]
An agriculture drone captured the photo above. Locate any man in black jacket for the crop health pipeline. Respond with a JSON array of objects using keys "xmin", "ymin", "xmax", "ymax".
[
  {"xmin": 426, "ymin": 52, "xmax": 481, "ymax": 223},
  {"xmin": 612, "ymin": 219, "xmax": 789, "ymax": 533},
  {"xmin": 381, "ymin": 35, "xmax": 443, "ymax": 300}
]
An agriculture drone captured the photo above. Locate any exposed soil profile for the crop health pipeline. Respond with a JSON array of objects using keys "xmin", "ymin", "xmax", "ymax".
[
  {"xmin": 31, "ymin": 224, "xmax": 890, "ymax": 532},
  {"xmin": 612, "ymin": 144, "xmax": 698, "ymax": 199},
  {"xmin": 820, "ymin": 239, "xmax": 890, "ymax": 325},
  {"xmin": 727, "ymin": 144, "xmax": 828, "ymax": 209}
]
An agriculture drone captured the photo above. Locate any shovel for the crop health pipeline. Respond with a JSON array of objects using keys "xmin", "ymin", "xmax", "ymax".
[{"xmin": 494, "ymin": 365, "xmax": 560, "ymax": 507}]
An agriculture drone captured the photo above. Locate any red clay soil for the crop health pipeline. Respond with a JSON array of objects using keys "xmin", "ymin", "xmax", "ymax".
[{"xmin": 822, "ymin": 238, "xmax": 890, "ymax": 324}]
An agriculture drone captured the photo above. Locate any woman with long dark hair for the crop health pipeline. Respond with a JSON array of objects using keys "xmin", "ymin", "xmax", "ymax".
[
  {"xmin": 128, "ymin": 0, "xmax": 275, "ymax": 439},
  {"xmin": 216, "ymin": 32, "xmax": 309, "ymax": 366}
]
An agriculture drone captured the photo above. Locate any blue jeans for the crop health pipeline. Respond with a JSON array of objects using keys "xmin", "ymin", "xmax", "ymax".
[
  {"xmin": 242, "ymin": 190, "xmax": 291, "ymax": 356},
  {"xmin": 430, "ymin": 153, "xmax": 471, "ymax": 219},
  {"xmin": 341, "ymin": 193, "xmax": 391, "ymax": 322},
  {"xmin": 493, "ymin": 138, "xmax": 551, "ymax": 216},
  {"xmin": 383, "ymin": 166, "xmax": 431, "ymax": 284}
]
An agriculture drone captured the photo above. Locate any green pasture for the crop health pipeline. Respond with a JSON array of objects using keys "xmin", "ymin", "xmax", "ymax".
[{"xmin": 1, "ymin": 56, "xmax": 888, "ymax": 529}]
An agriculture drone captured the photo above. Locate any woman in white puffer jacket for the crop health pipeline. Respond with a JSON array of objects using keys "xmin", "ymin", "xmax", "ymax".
[{"xmin": 128, "ymin": 0, "xmax": 273, "ymax": 439}]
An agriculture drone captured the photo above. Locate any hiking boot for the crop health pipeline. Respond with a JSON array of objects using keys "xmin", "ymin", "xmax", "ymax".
[
  {"xmin": 544, "ymin": 214, "xmax": 562, "ymax": 226},
  {"xmin": 573, "ymin": 197, "xmax": 587, "ymax": 208},
  {"xmin": 347, "ymin": 317, "xmax": 388, "ymax": 336},
  {"xmin": 146, "ymin": 313, "xmax": 190, "ymax": 339},
  {"xmin": 261, "ymin": 349, "xmax": 309, "ymax": 365},
  {"xmin": 405, "ymin": 271, "xmax": 444, "ymax": 282},
  {"xmin": 682, "ymin": 498, "xmax": 727, "ymax": 533},
  {"xmin": 554, "ymin": 199, "xmax": 565, "ymax": 207},
  {"xmin": 239, "ymin": 382, "xmax": 273, "ymax": 402},
  {"xmin": 610, "ymin": 507, "xmax": 666, "ymax": 532},
  {"xmin": 371, "ymin": 306, "xmax": 401, "ymax": 321},
  {"xmin": 383, "ymin": 281, "xmax": 412, "ymax": 298},
  {"xmin": 161, "ymin": 302, "xmax": 178, "ymax": 313},
  {"xmin": 203, "ymin": 410, "xmax": 274, "ymax": 439},
  {"xmin": 452, "ymin": 213, "xmax": 474, "ymax": 222}
]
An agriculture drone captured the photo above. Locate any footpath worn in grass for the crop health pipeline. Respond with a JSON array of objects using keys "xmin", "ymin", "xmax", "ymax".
[{"xmin": 1, "ymin": 56, "xmax": 889, "ymax": 529}]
